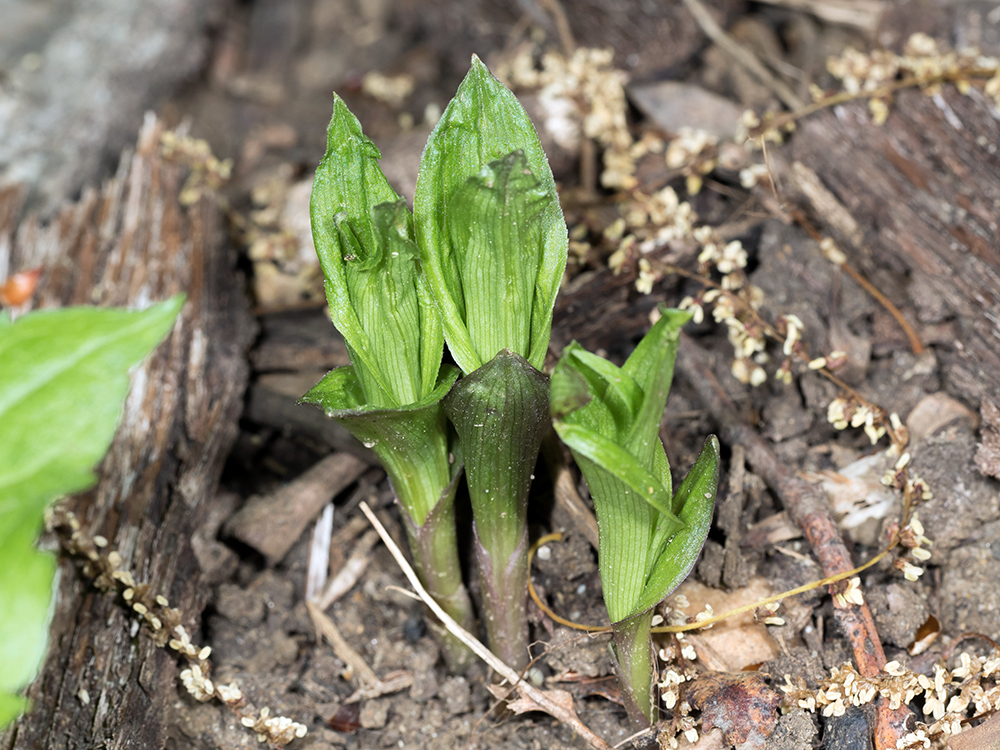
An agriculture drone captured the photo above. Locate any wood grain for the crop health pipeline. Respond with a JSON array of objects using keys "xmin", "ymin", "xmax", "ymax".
[{"xmin": 0, "ymin": 115, "xmax": 254, "ymax": 750}]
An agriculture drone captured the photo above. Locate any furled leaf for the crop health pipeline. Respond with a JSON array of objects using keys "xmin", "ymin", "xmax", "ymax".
[
  {"xmin": 301, "ymin": 364, "xmax": 460, "ymax": 525},
  {"xmin": 311, "ymin": 96, "xmax": 442, "ymax": 406},
  {"xmin": 629, "ymin": 436, "xmax": 719, "ymax": 616},
  {"xmin": 448, "ymin": 152, "xmax": 550, "ymax": 366},
  {"xmin": 442, "ymin": 350, "xmax": 550, "ymax": 671},
  {"xmin": 414, "ymin": 56, "xmax": 567, "ymax": 374},
  {"xmin": 0, "ymin": 296, "xmax": 184, "ymax": 728},
  {"xmin": 443, "ymin": 351, "xmax": 549, "ymax": 550}
]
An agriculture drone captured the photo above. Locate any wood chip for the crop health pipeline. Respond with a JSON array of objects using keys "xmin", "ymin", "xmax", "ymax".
[{"xmin": 225, "ymin": 452, "xmax": 368, "ymax": 564}]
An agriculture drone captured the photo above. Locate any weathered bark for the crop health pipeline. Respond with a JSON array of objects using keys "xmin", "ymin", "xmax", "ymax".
[
  {"xmin": 0, "ymin": 115, "xmax": 254, "ymax": 750},
  {"xmin": 785, "ymin": 88, "xmax": 1000, "ymax": 405}
]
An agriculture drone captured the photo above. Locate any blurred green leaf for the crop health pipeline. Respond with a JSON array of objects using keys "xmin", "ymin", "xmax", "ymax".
[
  {"xmin": 0, "ymin": 296, "xmax": 183, "ymax": 728},
  {"xmin": 414, "ymin": 56, "xmax": 567, "ymax": 374}
]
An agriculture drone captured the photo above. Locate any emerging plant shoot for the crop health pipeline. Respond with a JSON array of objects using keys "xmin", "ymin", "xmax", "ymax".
[
  {"xmin": 414, "ymin": 57, "xmax": 568, "ymax": 670},
  {"xmin": 303, "ymin": 97, "xmax": 475, "ymax": 669},
  {"xmin": 551, "ymin": 307, "xmax": 720, "ymax": 729}
]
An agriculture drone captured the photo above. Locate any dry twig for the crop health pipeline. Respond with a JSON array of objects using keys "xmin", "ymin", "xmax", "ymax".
[
  {"xmin": 357, "ymin": 502, "xmax": 613, "ymax": 750},
  {"xmin": 681, "ymin": 0, "xmax": 804, "ymax": 110}
]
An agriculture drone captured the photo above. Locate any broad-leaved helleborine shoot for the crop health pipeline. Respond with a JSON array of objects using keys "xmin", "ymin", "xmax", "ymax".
[
  {"xmin": 305, "ymin": 95, "xmax": 474, "ymax": 668},
  {"xmin": 414, "ymin": 55, "xmax": 567, "ymax": 375},
  {"xmin": 552, "ymin": 307, "xmax": 720, "ymax": 728},
  {"xmin": 414, "ymin": 56, "xmax": 568, "ymax": 669}
]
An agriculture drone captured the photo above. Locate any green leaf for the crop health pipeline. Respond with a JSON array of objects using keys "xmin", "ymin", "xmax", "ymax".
[
  {"xmin": 301, "ymin": 365, "xmax": 461, "ymax": 526},
  {"xmin": 311, "ymin": 96, "xmax": 442, "ymax": 406},
  {"xmin": 0, "ymin": 296, "xmax": 183, "ymax": 728},
  {"xmin": 447, "ymin": 152, "xmax": 550, "ymax": 366},
  {"xmin": 629, "ymin": 436, "xmax": 720, "ymax": 617},
  {"xmin": 0, "ymin": 692, "xmax": 27, "ymax": 729},
  {"xmin": 414, "ymin": 56, "xmax": 567, "ymax": 373},
  {"xmin": 550, "ymin": 307, "xmax": 701, "ymax": 623},
  {"xmin": 553, "ymin": 422, "xmax": 678, "ymax": 521},
  {"xmin": 443, "ymin": 350, "xmax": 549, "ymax": 670},
  {"xmin": 621, "ymin": 308, "xmax": 690, "ymax": 466},
  {"xmin": 559, "ymin": 344, "xmax": 641, "ymax": 444}
]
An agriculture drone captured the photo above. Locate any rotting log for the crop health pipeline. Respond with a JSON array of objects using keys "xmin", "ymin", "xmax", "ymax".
[
  {"xmin": 785, "ymin": 88, "xmax": 1000, "ymax": 405},
  {"xmin": 0, "ymin": 115, "xmax": 254, "ymax": 750}
]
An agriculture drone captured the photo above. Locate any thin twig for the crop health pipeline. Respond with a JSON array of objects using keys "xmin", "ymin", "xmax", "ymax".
[
  {"xmin": 306, "ymin": 601, "xmax": 379, "ymax": 687},
  {"xmin": 527, "ymin": 531, "xmax": 890, "ymax": 633},
  {"xmin": 357, "ymin": 502, "xmax": 612, "ymax": 750},
  {"xmin": 756, "ymin": 66, "xmax": 997, "ymax": 134},
  {"xmin": 787, "ymin": 207, "xmax": 924, "ymax": 354},
  {"xmin": 539, "ymin": 0, "xmax": 576, "ymax": 56},
  {"xmin": 314, "ymin": 529, "xmax": 379, "ymax": 610},
  {"xmin": 681, "ymin": 0, "xmax": 804, "ymax": 110}
]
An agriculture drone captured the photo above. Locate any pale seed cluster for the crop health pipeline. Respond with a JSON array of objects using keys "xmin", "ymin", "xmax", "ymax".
[
  {"xmin": 888, "ymin": 512, "xmax": 934, "ymax": 582},
  {"xmin": 827, "ymin": 396, "xmax": 889, "ymax": 445},
  {"xmin": 824, "ymin": 32, "xmax": 1000, "ymax": 125},
  {"xmin": 665, "ymin": 127, "xmax": 719, "ymax": 195},
  {"xmin": 831, "ymin": 577, "xmax": 865, "ymax": 609},
  {"xmin": 242, "ymin": 707, "xmax": 309, "ymax": 746},
  {"xmin": 47, "ymin": 506, "xmax": 308, "ymax": 747},
  {"xmin": 498, "ymin": 46, "xmax": 633, "ymax": 188},
  {"xmin": 780, "ymin": 651, "xmax": 1000, "ymax": 749},
  {"xmin": 160, "ymin": 130, "xmax": 233, "ymax": 205}
]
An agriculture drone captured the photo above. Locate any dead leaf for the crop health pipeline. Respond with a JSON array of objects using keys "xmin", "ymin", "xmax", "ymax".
[
  {"xmin": 908, "ymin": 393, "xmax": 979, "ymax": 444},
  {"xmin": 503, "ymin": 686, "xmax": 581, "ymax": 720},
  {"xmin": 687, "ymin": 673, "xmax": 781, "ymax": 750},
  {"xmin": 674, "ymin": 578, "xmax": 780, "ymax": 669}
]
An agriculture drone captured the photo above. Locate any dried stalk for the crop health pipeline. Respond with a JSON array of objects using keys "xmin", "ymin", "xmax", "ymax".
[{"xmin": 357, "ymin": 502, "xmax": 613, "ymax": 750}]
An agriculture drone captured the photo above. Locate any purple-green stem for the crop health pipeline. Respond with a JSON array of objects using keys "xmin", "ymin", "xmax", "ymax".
[
  {"xmin": 474, "ymin": 525, "xmax": 529, "ymax": 672},
  {"xmin": 400, "ymin": 477, "xmax": 476, "ymax": 671},
  {"xmin": 610, "ymin": 609, "xmax": 657, "ymax": 731},
  {"xmin": 442, "ymin": 351, "xmax": 549, "ymax": 674}
]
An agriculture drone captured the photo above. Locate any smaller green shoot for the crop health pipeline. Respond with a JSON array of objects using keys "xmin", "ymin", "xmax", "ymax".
[{"xmin": 551, "ymin": 307, "xmax": 720, "ymax": 729}]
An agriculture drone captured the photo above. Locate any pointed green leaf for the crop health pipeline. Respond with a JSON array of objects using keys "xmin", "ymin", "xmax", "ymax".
[
  {"xmin": 414, "ymin": 56, "xmax": 567, "ymax": 373},
  {"xmin": 622, "ymin": 308, "xmax": 690, "ymax": 465},
  {"xmin": 561, "ymin": 344, "xmax": 641, "ymax": 443},
  {"xmin": 550, "ymin": 351, "xmax": 591, "ymax": 421},
  {"xmin": 553, "ymin": 422, "xmax": 678, "ymax": 521},
  {"xmin": 0, "ymin": 296, "xmax": 183, "ymax": 728},
  {"xmin": 311, "ymin": 97, "xmax": 442, "ymax": 406},
  {"xmin": 629, "ymin": 437, "xmax": 720, "ymax": 617}
]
